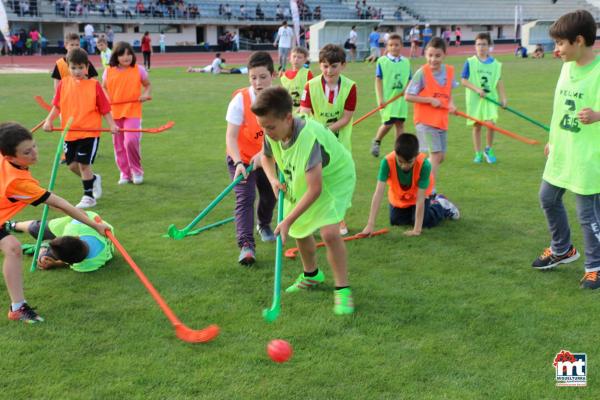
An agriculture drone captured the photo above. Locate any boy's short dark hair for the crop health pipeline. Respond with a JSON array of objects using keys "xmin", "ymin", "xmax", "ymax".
[
  {"xmin": 66, "ymin": 47, "xmax": 89, "ymax": 66},
  {"xmin": 0, "ymin": 123, "xmax": 33, "ymax": 156},
  {"xmin": 251, "ymin": 87, "xmax": 293, "ymax": 119},
  {"xmin": 475, "ymin": 32, "xmax": 492, "ymax": 45},
  {"xmin": 109, "ymin": 41, "xmax": 137, "ymax": 67},
  {"xmin": 425, "ymin": 37, "xmax": 446, "ymax": 53},
  {"xmin": 549, "ymin": 9, "xmax": 596, "ymax": 46},
  {"xmin": 319, "ymin": 44, "xmax": 346, "ymax": 64},
  {"xmin": 247, "ymin": 51, "xmax": 275, "ymax": 74},
  {"xmin": 388, "ymin": 33, "xmax": 402, "ymax": 42},
  {"xmin": 48, "ymin": 236, "xmax": 89, "ymax": 265},
  {"xmin": 97, "ymin": 37, "xmax": 107, "ymax": 45},
  {"xmin": 394, "ymin": 133, "xmax": 419, "ymax": 161},
  {"xmin": 291, "ymin": 46, "xmax": 309, "ymax": 58},
  {"xmin": 64, "ymin": 32, "xmax": 79, "ymax": 42}
]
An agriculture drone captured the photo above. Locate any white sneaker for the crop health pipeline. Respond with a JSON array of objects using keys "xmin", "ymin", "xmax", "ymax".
[
  {"xmin": 92, "ymin": 174, "xmax": 102, "ymax": 199},
  {"xmin": 118, "ymin": 175, "xmax": 131, "ymax": 185},
  {"xmin": 132, "ymin": 174, "xmax": 144, "ymax": 185},
  {"xmin": 76, "ymin": 195, "xmax": 97, "ymax": 208},
  {"xmin": 435, "ymin": 194, "xmax": 460, "ymax": 220}
]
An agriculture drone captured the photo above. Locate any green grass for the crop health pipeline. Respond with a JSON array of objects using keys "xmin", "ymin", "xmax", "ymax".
[{"xmin": 0, "ymin": 55, "xmax": 597, "ymax": 399}]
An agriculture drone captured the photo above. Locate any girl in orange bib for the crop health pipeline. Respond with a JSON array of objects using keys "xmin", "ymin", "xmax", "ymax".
[{"xmin": 102, "ymin": 41, "xmax": 152, "ymax": 185}]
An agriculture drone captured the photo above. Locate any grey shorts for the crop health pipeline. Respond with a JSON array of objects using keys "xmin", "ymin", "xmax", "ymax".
[
  {"xmin": 279, "ymin": 47, "xmax": 291, "ymax": 59},
  {"xmin": 416, "ymin": 124, "xmax": 447, "ymax": 153}
]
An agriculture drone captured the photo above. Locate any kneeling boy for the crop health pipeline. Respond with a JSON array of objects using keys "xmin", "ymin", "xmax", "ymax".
[
  {"xmin": 361, "ymin": 133, "xmax": 459, "ymax": 237},
  {"xmin": 256, "ymin": 87, "xmax": 356, "ymax": 315}
]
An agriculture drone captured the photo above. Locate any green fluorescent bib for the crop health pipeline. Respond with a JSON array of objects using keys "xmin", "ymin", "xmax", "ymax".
[
  {"xmin": 543, "ymin": 57, "xmax": 600, "ymax": 195},
  {"xmin": 266, "ymin": 117, "xmax": 356, "ymax": 238},
  {"xmin": 376, "ymin": 56, "xmax": 410, "ymax": 122},
  {"xmin": 49, "ymin": 211, "xmax": 114, "ymax": 272},
  {"xmin": 465, "ymin": 56, "xmax": 501, "ymax": 125},
  {"xmin": 308, "ymin": 74, "xmax": 355, "ymax": 152},
  {"xmin": 281, "ymin": 68, "xmax": 309, "ymax": 108}
]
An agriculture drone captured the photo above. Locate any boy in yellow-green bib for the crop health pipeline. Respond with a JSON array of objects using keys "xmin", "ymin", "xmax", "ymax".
[
  {"xmin": 256, "ymin": 87, "xmax": 356, "ymax": 315},
  {"xmin": 531, "ymin": 10, "xmax": 600, "ymax": 290},
  {"xmin": 370, "ymin": 33, "xmax": 411, "ymax": 157},
  {"xmin": 279, "ymin": 46, "xmax": 313, "ymax": 111},
  {"xmin": 460, "ymin": 32, "xmax": 507, "ymax": 164}
]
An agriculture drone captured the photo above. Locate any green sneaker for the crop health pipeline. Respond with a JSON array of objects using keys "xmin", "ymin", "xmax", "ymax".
[
  {"xmin": 484, "ymin": 147, "xmax": 497, "ymax": 164},
  {"xmin": 333, "ymin": 288, "xmax": 354, "ymax": 315},
  {"xmin": 285, "ymin": 270, "xmax": 325, "ymax": 293},
  {"xmin": 473, "ymin": 152, "xmax": 483, "ymax": 163}
]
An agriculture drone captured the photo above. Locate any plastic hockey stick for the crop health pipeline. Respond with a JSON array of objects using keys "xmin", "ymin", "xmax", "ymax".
[{"xmin": 284, "ymin": 228, "xmax": 390, "ymax": 259}]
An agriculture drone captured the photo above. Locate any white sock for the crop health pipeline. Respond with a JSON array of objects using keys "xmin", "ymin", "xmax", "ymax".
[{"xmin": 11, "ymin": 301, "xmax": 26, "ymax": 312}]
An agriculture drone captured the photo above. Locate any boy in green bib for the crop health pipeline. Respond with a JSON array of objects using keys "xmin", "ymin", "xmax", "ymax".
[
  {"xmin": 531, "ymin": 10, "xmax": 600, "ymax": 290},
  {"xmin": 279, "ymin": 46, "xmax": 313, "ymax": 110},
  {"xmin": 461, "ymin": 32, "xmax": 507, "ymax": 164},
  {"xmin": 299, "ymin": 44, "xmax": 357, "ymax": 235},
  {"xmin": 8, "ymin": 211, "xmax": 113, "ymax": 272},
  {"xmin": 370, "ymin": 33, "xmax": 411, "ymax": 157},
  {"xmin": 256, "ymin": 87, "xmax": 356, "ymax": 315}
]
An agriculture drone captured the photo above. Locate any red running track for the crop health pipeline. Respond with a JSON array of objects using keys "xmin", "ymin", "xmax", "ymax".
[{"xmin": 0, "ymin": 44, "xmax": 521, "ymax": 70}]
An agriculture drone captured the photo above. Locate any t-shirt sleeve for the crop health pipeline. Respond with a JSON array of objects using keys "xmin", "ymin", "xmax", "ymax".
[
  {"xmin": 51, "ymin": 63, "xmax": 61, "ymax": 80},
  {"xmin": 7, "ymin": 179, "xmax": 49, "ymax": 206},
  {"xmin": 406, "ymin": 69, "xmax": 424, "ymax": 95},
  {"xmin": 96, "ymin": 81, "xmax": 112, "ymax": 114},
  {"xmin": 461, "ymin": 60, "xmax": 470, "ymax": 79},
  {"xmin": 263, "ymin": 137, "xmax": 273, "ymax": 157},
  {"xmin": 52, "ymin": 81, "xmax": 62, "ymax": 107},
  {"xmin": 225, "ymin": 92, "xmax": 244, "ymax": 126},
  {"xmin": 300, "ymin": 82, "xmax": 312, "ymax": 110},
  {"xmin": 417, "ymin": 159, "xmax": 432, "ymax": 189},
  {"xmin": 344, "ymin": 84, "xmax": 357, "ymax": 111},
  {"xmin": 87, "ymin": 62, "xmax": 98, "ymax": 78},
  {"xmin": 375, "ymin": 62, "xmax": 383, "ymax": 79},
  {"xmin": 138, "ymin": 64, "xmax": 149, "ymax": 81},
  {"xmin": 305, "ymin": 141, "xmax": 323, "ymax": 171},
  {"xmin": 377, "ymin": 158, "xmax": 390, "ymax": 182}
]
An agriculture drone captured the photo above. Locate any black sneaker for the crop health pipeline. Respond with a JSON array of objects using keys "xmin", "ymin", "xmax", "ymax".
[
  {"xmin": 580, "ymin": 271, "xmax": 600, "ymax": 289},
  {"xmin": 8, "ymin": 303, "xmax": 44, "ymax": 323},
  {"xmin": 256, "ymin": 224, "xmax": 276, "ymax": 242},
  {"xmin": 532, "ymin": 245, "xmax": 580, "ymax": 270}
]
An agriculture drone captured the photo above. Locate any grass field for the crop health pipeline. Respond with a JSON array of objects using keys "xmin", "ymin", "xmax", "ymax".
[{"xmin": 0, "ymin": 54, "xmax": 597, "ymax": 399}]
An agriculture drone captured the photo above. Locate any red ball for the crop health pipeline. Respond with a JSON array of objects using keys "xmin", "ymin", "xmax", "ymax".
[{"xmin": 267, "ymin": 339, "xmax": 293, "ymax": 363}]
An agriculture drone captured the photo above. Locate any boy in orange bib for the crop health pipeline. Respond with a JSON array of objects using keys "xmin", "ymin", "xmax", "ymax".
[
  {"xmin": 44, "ymin": 48, "xmax": 119, "ymax": 208},
  {"xmin": 406, "ymin": 37, "xmax": 458, "ymax": 189},
  {"xmin": 0, "ymin": 123, "xmax": 110, "ymax": 324},
  {"xmin": 361, "ymin": 134, "xmax": 459, "ymax": 237}
]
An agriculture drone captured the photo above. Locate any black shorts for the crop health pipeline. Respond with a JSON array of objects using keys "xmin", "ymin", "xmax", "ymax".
[
  {"xmin": 384, "ymin": 117, "xmax": 406, "ymax": 126},
  {"xmin": 27, "ymin": 220, "xmax": 56, "ymax": 240},
  {"xmin": 64, "ymin": 137, "xmax": 100, "ymax": 165}
]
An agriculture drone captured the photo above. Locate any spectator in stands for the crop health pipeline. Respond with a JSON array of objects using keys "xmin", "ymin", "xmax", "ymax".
[
  {"xmin": 239, "ymin": 4, "xmax": 246, "ymax": 20},
  {"xmin": 283, "ymin": 6, "xmax": 290, "ymax": 20},
  {"xmin": 255, "ymin": 4, "xmax": 264, "ymax": 20},
  {"xmin": 394, "ymin": 6, "xmax": 402, "ymax": 21},
  {"xmin": 218, "ymin": 3, "xmax": 224, "ymax": 16},
  {"xmin": 141, "ymin": 31, "xmax": 152, "ymax": 71},
  {"xmin": 422, "ymin": 24, "xmax": 432, "ymax": 55},
  {"xmin": 29, "ymin": 28, "xmax": 40, "ymax": 55},
  {"xmin": 274, "ymin": 20, "xmax": 295, "ymax": 71},
  {"xmin": 224, "ymin": 3, "xmax": 231, "ymax": 19},
  {"xmin": 365, "ymin": 26, "xmax": 380, "ymax": 63},
  {"xmin": 409, "ymin": 25, "xmax": 420, "ymax": 58},
  {"xmin": 106, "ymin": 26, "xmax": 114, "ymax": 49},
  {"xmin": 18, "ymin": 0, "xmax": 30, "ymax": 17},
  {"xmin": 532, "ymin": 43, "xmax": 545, "ymax": 59},
  {"xmin": 313, "ymin": 6, "xmax": 321, "ymax": 20},
  {"xmin": 84, "ymin": 23, "xmax": 94, "ymax": 54},
  {"xmin": 442, "ymin": 27, "xmax": 451, "ymax": 46},
  {"xmin": 135, "ymin": 0, "xmax": 145, "ymax": 16},
  {"xmin": 454, "ymin": 26, "xmax": 462, "ymax": 46},
  {"xmin": 346, "ymin": 25, "xmax": 358, "ymax": 62},
  {"xmin": 276, "ymin": 4, "xmax": 283, "ymax": 20},
  {"xmin": 122, "ymin": 0, "xmax": 133, "ymax": 18}
]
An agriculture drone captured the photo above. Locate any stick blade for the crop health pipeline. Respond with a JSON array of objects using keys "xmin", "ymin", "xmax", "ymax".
[
  {"xmin": 175, "ymin": 323, "xmax": 220, "ymax": 343},
  {"xmin": 262, "ymin": 306, "xmax": 280, "ymax": 323},
  {"xmin": 167, "ymin": 224, "xmax": 186, "ymax": 240}
]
